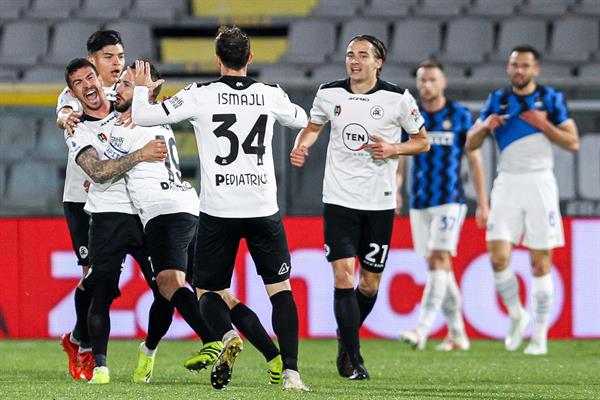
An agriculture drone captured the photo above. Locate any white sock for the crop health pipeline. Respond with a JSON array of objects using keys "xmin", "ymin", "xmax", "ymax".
[
  {"xmin": 441, "ymin": 270, "xmax": 466, "ymax": 338},
  {"xmin": 494, "ymin": 268, "xmax": 523, "ymax": 320},
  {"xmin": 416, "ymin": 270, "xmax": 449, "ymax": 338},
  {"xmin": 143, "ymin": 342, "xmax": 157, "ymax": 357},
  {"xmin": 532, "ymin": 274, "xmax": 553, "ymax": 341}
]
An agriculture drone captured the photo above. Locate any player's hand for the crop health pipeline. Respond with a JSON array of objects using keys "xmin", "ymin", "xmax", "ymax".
[
  {"xmin": 483, "ymin": 114, "xmax": 508, "ymax": 131},
  {"xmin": 475, "ymin": 203, "xmax": 489, "ymax": 229},
  {"xmin": 366, "ymin": 134, "xmax": 396, "ymax": 159},
  {"xmin": 395, "ymin": 192, "xmax": 403, "ymax": 216},
  {"xmin": 83, "ymin": 180, "xmax": 91, "ymax": 193},
  {"xmin": 63, "ymin": 111, "xmax": 82, "ymax": 135},
  {"xmin": 140, "ymin": 139, "xmax": 168, "ymax": 161},
  {"xmin": 520, "ymin": 109, "xmax": 549, "ymax": 131},
  {"xmin": 118, "ymin": 109, "xmax": 136, "ymax": 128},
  {"xmin": 132, "ymin": 60, "xmax": 165, "ymax": 89},
  {"xmin": 290, "ymin": 145, "xmax": 309, "ymax": 167}
]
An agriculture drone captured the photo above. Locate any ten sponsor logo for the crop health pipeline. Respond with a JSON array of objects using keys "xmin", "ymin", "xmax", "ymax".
[{"xmin": 342, "ymin": 123, "xmax": 369, "ymax": 151}]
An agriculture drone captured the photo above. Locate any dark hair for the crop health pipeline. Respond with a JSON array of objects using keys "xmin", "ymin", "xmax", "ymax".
[
  {"xmin": 417, "ymin": 59, "xmax": 444, "ymax": 72},
  {"xmin": 215, "ymin": 25, "xmax": 251, "ymax": 71},
  {"xmin": 87, "ymin": 30, "xmax": 123, "ymax": 54},
  {"xmin": 348, "ymin": 35, "xmax": 388, "ymax": 77},
  {"xmin": 65, "ymin": 58, "xmax": 98, "ymax": 88},
  {"xmin": 127, "ymin": 61, "xmax": 163, "ymax": 98},
  {"xmin": 510, "ymin": 44, "xmax": 540, "ymax": 61}
]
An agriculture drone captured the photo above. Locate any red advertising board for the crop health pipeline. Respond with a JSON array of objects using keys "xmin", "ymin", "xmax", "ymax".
[{"xmin": 1, "ymin": 217, "xmax": 599, "ymax": 339}]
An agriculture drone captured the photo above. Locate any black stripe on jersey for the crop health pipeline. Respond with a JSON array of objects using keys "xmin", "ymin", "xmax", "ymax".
[
  {"xmin": 81, "ymin": 102, "xmax": 115, "ymax": 121},
  {"xmin": 74, "ymin": 145, "xmax": 93, "ymax": 164},
  {"xmin": 320, "ymin": 78, "xmax": 405, "ymax": 95},
  {"xmin": 161, "ymin": 102, "xmax": 170, "ymax": 116},
  {"xmin": 218, "ymin": 75, "xmax": 258, "ymax": 90}
]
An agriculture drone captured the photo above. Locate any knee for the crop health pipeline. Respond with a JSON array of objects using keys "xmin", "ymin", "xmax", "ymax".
[
  {"xmin": 358, "ymin": 282, "xmax": 378, "ymax": 297},
  {"xmin": 531, "ymin": 261, "xmax": 550, "ymax": 277},
  {"xmin": 333, "ymin": 267, "xmax": 354, "ymax": 288},
  {"xmin": 427, "ymin": 251, "xmax": 451, "ymax": 270},
  {"xmin": 489, "ymin": 252, "xmax": 509, "ymax": 272}
]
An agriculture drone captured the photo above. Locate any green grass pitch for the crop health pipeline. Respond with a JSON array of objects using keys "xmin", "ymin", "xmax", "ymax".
[{"xmin": 0, "ymin": 339, "xmax": 599, "ymax": 399}]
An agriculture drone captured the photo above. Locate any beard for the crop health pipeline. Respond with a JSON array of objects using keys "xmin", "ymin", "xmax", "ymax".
[
  {"xmin": 115, "ymin": 98, "xmax": 132, "ymax": 113},
  {"xmin": 511, "ymin": 75, "xmax": 531, "ymax": 90}
]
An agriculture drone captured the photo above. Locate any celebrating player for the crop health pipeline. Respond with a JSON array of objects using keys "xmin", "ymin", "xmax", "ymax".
[
  {"xmin": 131, "ymin": 26, "xmax": 310, "ymax": 391},
  {"xmin": 290, "ymin": 35, "xmax": 429, "ymax": 379},
  {"xmin": 396, "ymin": 59, "xmax": 488, "ymax": 351},
  {"xmin": 56, "ymin": 30, "xmax": 126, "ymax": 381},
  {"xmin": 466, "ymin": 45, "xmax": 579, "ymax": 355}
]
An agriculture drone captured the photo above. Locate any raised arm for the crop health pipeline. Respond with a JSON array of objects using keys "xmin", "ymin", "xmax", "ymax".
[
  {"xmin": 290, "ymin": 122, "xmax": 324, "ymax": 167},
  {"xmin": 75, "ymin": 140, "xmax": 167, "ymax": 184},
  {"xmin": 272, "ymin": 86, "xmax": 309, "ymax": 129}
]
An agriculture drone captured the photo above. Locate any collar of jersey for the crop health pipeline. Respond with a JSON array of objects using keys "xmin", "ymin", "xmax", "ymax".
[
  {"xmin": 342, "ymin": 78, "xmax": 385, "ymax": 95},
  {"xmin": 81, "ymin": 101, "xmax": 115, "ymax": 122},
  {"xmin": 218, "ymin": 75, "xmax": 257, "ymax": 90}
]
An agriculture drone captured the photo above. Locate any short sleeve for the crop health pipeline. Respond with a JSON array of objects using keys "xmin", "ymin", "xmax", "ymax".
[
  {"xmin": 160, "ymin": 84, "xmax": 199, "ymax": 122},
  {"xmin": 56, "ymin": 87, "xmax": 82, "ymax": 114},
  {"xmin": 271, "ymin": 85, "xmax": 308, "ymax": 129},
  {"xmin": 68, "ymin": 125, "xmax": 94, "ymax": 162},
  {"xmin": 398, "ymin": 90, "xmax": 424, "ymax": 134},
  {"xmin": 549, "ymin": 90, "xmax": 569, "ymax": 126},
  {"xmin": 309, "ymin": 87, "xmax": 329, "ymax": 125},
  {"xmin": 479, "ymin": 93, "xmax": 495, "ymax": 121}
]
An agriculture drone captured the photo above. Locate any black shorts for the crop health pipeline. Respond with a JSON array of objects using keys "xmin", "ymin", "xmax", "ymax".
[
  {"xmin": 145, "ymin": 213, "xmax": 197, "ymax": 275},
  {"xmin": 83, "ymin": 212, "xmax": 153, "ymax": 297},
  {"xmin": 193, "ymin": 211, "xmax": 291, "ymax": 291},
  {"xmin": 63, "ymin": 202, "xmax": 90, "ymax": 266},
  {"xmin": 323, "ymin": 203, "xmax": 394, "ymax": 273}
]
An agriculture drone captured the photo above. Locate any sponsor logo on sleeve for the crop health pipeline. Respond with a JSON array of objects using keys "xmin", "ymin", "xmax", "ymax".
[
  {"xmin": 410, "ymin": 108, "xmax": 422, "ymax": 123},
  {"xmin": 169, "ymin": 96, "xmax": 184, "ymax": 109}
]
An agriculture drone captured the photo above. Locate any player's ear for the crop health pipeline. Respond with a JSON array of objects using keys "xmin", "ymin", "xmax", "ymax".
[
  {"xmin": 247, "ymin": 50, "xmax": 254, "ymax": 66},
  {"xmin": 215, "ymin": 55, "xmax": 222, "ymax": 68}
]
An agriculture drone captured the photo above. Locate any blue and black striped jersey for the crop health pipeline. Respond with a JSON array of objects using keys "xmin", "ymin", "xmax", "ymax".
[{"xmin": 406, "ymin": 100, "xmax": 472, "ymax": 209}]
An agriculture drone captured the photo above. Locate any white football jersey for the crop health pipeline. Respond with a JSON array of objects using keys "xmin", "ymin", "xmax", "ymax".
[
  {"xmin": 57, "ymin": 84, "xmax": 118, "ymax": 203},
  {"xmin": 310, "ymin": 78, "xmax": 425, "ymax": 210},
  {"xmin": 67, "ymin": 109, "xmax": 137, "ymax": 214},
  {"xmin": 132, "ymin": 76, "xmax": 308, "ymax": 218},
  {"xmin": 106, "ymin": 122, "xmax": 199, "ymax": 226}
]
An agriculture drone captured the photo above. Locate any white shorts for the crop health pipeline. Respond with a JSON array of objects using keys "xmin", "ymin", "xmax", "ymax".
[
  {"xmin": 409, "ymin": 203, "xmax": 467, "ymax": 257},
  {"xmin": 486, "ymin": 170, "xmax": 564, "ymax": 249}
]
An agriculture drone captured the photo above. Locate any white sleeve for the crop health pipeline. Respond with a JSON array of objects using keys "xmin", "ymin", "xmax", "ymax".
[
  {"xmin": 271, "ymin": 85, "xmax": 308, "ymax": 129},
  {"xmin": 67, "ymin": 125, "xmax": 94, "ymax": 162},
  {"xmin": 309, "ymin": 87, "xmax": 329, "ymax": 125},
  {"xmin": 132, "ymin": 84, "xmax": 198, "ymax": 126},
  {"xmin": 398, "ymin": 89, "xmax": 425, "ymax": 134},
  {"xmin": 56, "ymin": 87, "xmax": 82, "ymax": 114}
]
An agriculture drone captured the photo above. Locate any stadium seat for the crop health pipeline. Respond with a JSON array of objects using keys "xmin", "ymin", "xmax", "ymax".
[
  {"xmin": 3, "ymin": 161, "xmax": 61, "ymax": 210},
  {"xmin": 469, "ymin": 0, "xmax": 523, "ymax": 17},
  {"xmin": 37, "ymin": 118, "xmax": 67, "ymax": 161},
  {"xmin": 0, "ymin": 0, "xmax": 29, "ymax": 19},
  {"xmin": 578, "ymin": 63, "xmax": 600, "ymax": 83},
  {"xmin": 21, "ymin": 66, "xmax": 65, "ymax": 83},
  {"xmin": 310, "ymin": 0, "xmax": 364, "ymax": 18},
  {"xmin": 469, "ymin": 63, "xmax": 509, "ymax": 86},
  {"xmin": 45, "ymin": 21, "xmax": 101, "ymax": 66},
  {"xmin": 310, "ymin": 64, "xmax": 347, "ymax": 84},
  {"xmin": 414, "ymin": 0, "xmax": 470, "ymax": 17},
  {"xmin": 379, "ymin": 64, "xmax": 413, "ymax": 85},
  {"xmin": 554, "ymin": 146, "xmax": 576, "ymax": 200},
  {"xmin": 546, "ymin": 17, "xmax": 599, "ymax": 63},
  {"xmin": 280, "ymin": 20, "xmax": 336, "ymax": 66},
  {"xmin": 361, "ymin": 0, "xmax": 418, "ymax": 19},
  {"xmin": 105, "ymin": 20, "xmax": 154, "ymax": 62},
  {"xmin": 0, "ymin": 66, "xmax": 18, "ymax": 83},
  {"xmin": 330, "ymin": 18, "xmax": 390, "ymax": 62},
  {"xmin": 25, "ymin": 0, "xmax": 80, "ymax": 20},
  {"xmin": 76, "ymin": 0, "xmax": 132, "ymax": 20},
  {"xmin": 492, "ymin": 17, "xmax": 548, "ymax": 61},
  {"xmin": 520, "ymin": 0, "xmax": 573, "ymax": 17},
  {"xmin": 126, "ymin": 0, "xmax": 187, "ymax": 21},
  {"xmin": 0, "ymin": 116, "xmax": 38, "ymax": 162},
  {"xmin": 575, "ymin": 0, "xmax": 600, "ymax": 16},
  {"xmin": 257, "ymin": 64, "xmax": 308, "ymax": 85},
  {"xmin": 440, "ymin": 18, "xmax": 494, "ymax": 64},
  {"xmin": 388, "ymin": 19, "xmax": 442, "ymax": 65},
  {"xmin": 0, "ymin": 20, "xmax": 49, "ymax": 67}
]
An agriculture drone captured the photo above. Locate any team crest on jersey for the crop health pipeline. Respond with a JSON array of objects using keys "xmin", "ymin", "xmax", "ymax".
[
  {"xmin": 442, "ymin": 118, "xmax": 452, "ymax": 130},
  {"xmin": 79, "ymin": 246, "xmax": 88, "ymax": 259},
  {"xmin": 342, "ymin": 123, "xmax": 369, "ymax": 151},
  {"xmin": 334, "ymin": 105, "xmax": 342, "ymax": 116},
  {"xmin": 97, "ymin": 132, "xmax": 107, "ymax": 143},
  {"xmin": 370, "ymin": 105, "xmax": 384, "ymax": 119}
]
